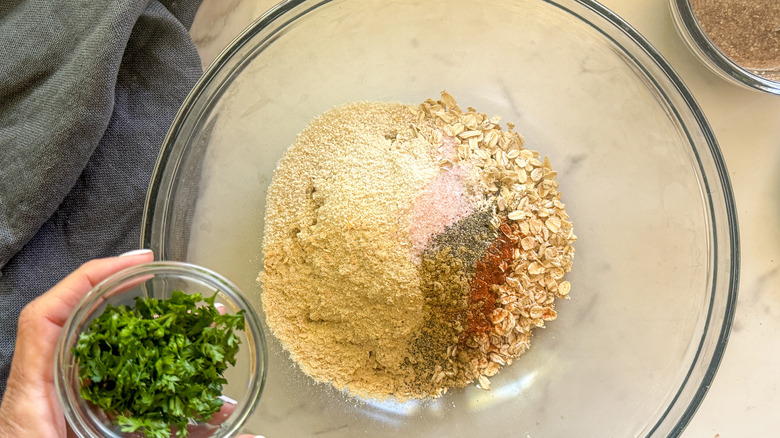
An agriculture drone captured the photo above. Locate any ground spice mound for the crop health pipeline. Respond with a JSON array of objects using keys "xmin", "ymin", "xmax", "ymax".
[
  {"xmin": 260, "ymin": 93, "xmax": 576, "ymax": 400},
  {"xmin": 691, "ymin": 0, "xmax": 780, "ymax": 71}
]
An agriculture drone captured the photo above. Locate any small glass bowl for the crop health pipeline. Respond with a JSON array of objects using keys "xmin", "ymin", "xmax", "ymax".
[
  {"xmin": 670, "ymin": 0, "xmax": 780, "ymax": 95},
  {"xmin": 55, "ymin": 261, "xmax": 267, "ymax": 438}
]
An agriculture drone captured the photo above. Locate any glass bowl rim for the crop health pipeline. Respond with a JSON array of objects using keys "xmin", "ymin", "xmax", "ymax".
[
  {"xmin": 669, "ymin": 0, "xmax": 780, "ymax": 95},
  {"xmin": 54, "ymin": 260, "xmax": 268, "ymax": 438},
  {"xmin": 141, "ymin": 0, "xmax": 741, "ymax": 436}
]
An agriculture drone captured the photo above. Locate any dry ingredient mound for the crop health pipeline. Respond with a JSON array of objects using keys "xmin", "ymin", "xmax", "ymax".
[
  {"xmin": 259, "ymin": 93, "xmax": 576, "ymax": 401},
  {"xmin": 691, "ymin": 0, "xmax": 780, "ymax": 71}
]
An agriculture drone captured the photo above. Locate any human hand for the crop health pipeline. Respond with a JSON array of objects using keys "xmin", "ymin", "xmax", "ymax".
[{"xmin": 0, "ymin": 250, "xmax": 263, "ymax": 438}]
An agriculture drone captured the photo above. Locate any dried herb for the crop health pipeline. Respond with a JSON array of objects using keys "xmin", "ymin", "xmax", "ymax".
[{"xmin": 72, "ymin": 291, "xmax": 245, "ymax": 438}]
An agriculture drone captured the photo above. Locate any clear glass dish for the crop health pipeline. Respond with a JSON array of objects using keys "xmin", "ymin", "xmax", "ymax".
[
  {"xmin": 142, "ymin": 0, "xmax": 739, "ymax": 436},
  {"xmin": 55, "ymin": 261, "xmax": 267, "ymax": 438},
  {"xmin": 669, "ymin": 0, "xmax": 780, "ymax": 95}
]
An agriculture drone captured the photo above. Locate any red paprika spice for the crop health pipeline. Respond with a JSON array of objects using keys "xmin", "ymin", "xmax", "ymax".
[{"xmin": 460, "ymin": 221, "xmax": 517, "ymax": 343}]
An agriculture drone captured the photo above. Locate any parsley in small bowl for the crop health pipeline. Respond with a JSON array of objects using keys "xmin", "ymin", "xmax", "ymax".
[{"xmin": 55, "ymin": 261, "xmax": 266, "ymax": 438}]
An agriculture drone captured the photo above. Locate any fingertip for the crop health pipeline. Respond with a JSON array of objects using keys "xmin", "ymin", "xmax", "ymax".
[
  {"xmin": 217, "ymin": 394, "xmax": 237, "ymax": 405},
  {"xmin": 118, "ymin": 248, "xmax": 154, "ymax": 258}
]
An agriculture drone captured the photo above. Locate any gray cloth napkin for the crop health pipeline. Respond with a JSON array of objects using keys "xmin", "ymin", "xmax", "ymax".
[{"xmin": 0, "ymin": 0, "xmax": 203, "ymax": 398}]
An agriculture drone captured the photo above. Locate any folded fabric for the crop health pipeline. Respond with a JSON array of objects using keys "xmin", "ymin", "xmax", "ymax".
[{"xmin": 0, "ymin": 0, "xmax": 203, "ymax": 398}]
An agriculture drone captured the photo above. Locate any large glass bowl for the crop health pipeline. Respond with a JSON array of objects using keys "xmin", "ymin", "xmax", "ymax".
[{"xmin": 142, "ymin": 0, "xmax": 739, "ymax": 436}]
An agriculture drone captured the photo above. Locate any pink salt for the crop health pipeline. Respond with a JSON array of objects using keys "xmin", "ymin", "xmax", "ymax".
[{"xmin": 408, "ymin": 165, "xmax": 476, "ymax": 257}]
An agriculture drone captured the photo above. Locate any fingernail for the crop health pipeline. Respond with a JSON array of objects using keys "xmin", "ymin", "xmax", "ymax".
[
  {"xmin": 218, "ymin": 394, "xmax": 238, "ymax": 404},
  {"xmin": 215, "ymin": 303, "xmax": 226, "ymax": 310},
  {"xmin": 119, "ymin": 249, "xmax": 153, "ymax": 257}
]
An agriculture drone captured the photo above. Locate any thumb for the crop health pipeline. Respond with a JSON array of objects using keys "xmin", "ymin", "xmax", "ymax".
[
  {"xmin": 0, "ymin": 250, "xmax": 154, "ymax": 437},
  {"xmin": 12, "ymin": 250, "xmax": 154, "ymax": 388}
]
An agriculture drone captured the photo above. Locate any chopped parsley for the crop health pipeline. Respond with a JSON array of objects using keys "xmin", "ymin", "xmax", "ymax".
[{"xmin": 73, "ymin": 291, "xmax": 245, "ymax": 438}]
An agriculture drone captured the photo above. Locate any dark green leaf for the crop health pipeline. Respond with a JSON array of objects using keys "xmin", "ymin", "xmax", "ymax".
[{"xmin": 73, "ymin": 291, "xmax": 244, "ymax": 438}]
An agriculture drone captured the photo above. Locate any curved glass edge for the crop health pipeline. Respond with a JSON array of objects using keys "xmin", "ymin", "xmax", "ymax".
[
  {"xmin": 55, "ymin": 262, "xmax": 268, "ymax": 438},
  {"xmin": 578, "ymin": 1, "xmax": 740, "ymax": 436},
  {"xmin": 669, "ymin": 0, "xmax": 780, "ymax": 96},
  {"xmin": 141, "ymin": 1, "xmax": 304, "ymax": 258},
  {"xmin": 141, "ymin": 0, "xmax": 740, "ymax": 436}
]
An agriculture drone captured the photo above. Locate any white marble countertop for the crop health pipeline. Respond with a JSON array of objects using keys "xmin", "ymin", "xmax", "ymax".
[{"xmin": 189, "ymin": 1, "xmax": 780, "ymax": 436}]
